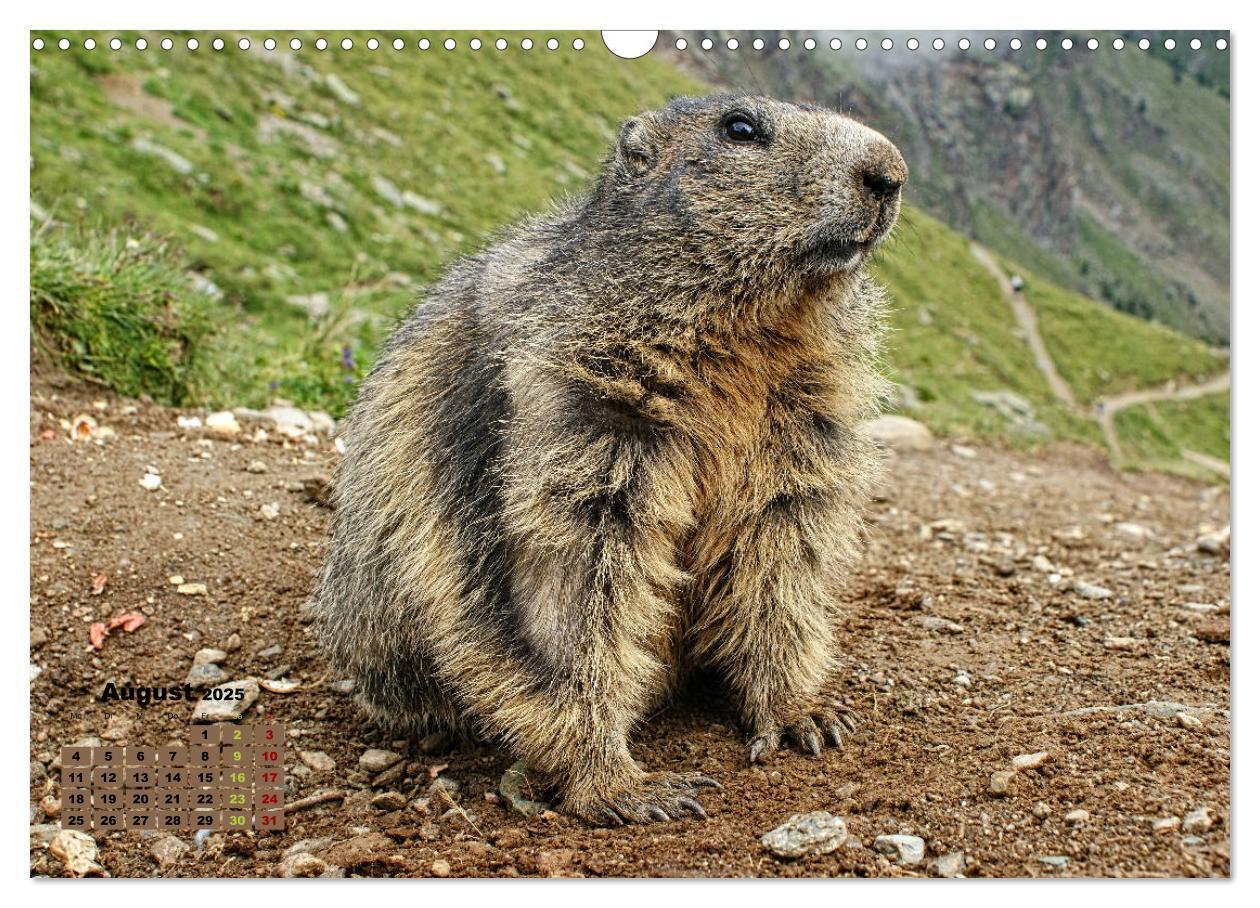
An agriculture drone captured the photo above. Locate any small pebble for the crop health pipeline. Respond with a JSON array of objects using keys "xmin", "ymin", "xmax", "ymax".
[
  {"xmin": 1065, "ymin": 809, "xmax": 1090, "ymax": 825},
  {"xmin": 1012, "ymin": 751, "xmax": 1050, "ymax": 771},
  {"xmin": 760, "ymin": 811, "xmax": 849, "ymax": 859},
  {"xmin": 432, "ymin": 858, "xmax": 451, "ymax": 877},
  {"xmin": 989, "ymin": 770, "xmax": 1016, "ymax": 796},
  {"xmin": 358, "ymin": 749, "xmax": 403, "ymax": 773},
  {"xmin": 1182, "ymin": 806, "xmax": 1214, "ymax": 834},
  {"xmin": 872, "ymin": 834, "xmax": 925, "ymax": 867}
]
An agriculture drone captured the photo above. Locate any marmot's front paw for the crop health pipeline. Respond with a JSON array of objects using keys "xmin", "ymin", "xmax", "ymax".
[
  {"xmin": 749, "ymin": 704, "xmax": 860, "ymax": 764},
  {"xmin": 570, "ymin": 771, "xmax": 723, "ymax": 826}
]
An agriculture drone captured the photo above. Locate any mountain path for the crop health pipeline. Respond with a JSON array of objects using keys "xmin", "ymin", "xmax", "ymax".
[
  {"xmin": 970, "ymin": 244, "xmax": 1080, "ymax": 410},
  {"xmin": 971, "ymin": 243, "xmax": 1229, "ymax": 475}
]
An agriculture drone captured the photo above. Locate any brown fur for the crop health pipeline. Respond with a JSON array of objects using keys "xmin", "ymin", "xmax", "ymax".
[{"xmin": 313, "ymin": 95, "xmax": 907, "ymax": 824}]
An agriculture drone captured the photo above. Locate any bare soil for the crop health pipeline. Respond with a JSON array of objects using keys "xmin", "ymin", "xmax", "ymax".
[{"xmin": 29, "ymin": 374, "xmax": 1230, "ymax": 878}]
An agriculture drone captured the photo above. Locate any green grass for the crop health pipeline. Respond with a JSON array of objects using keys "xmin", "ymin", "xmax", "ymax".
[
  {"xmin": 1113, "ymin": 394, "xmax": 1230, "ymax": 481},
  {"xmin": 1151, "ymin": 392, "xmax": 1230, "ymax": 462},
  {"xmin": 1009, "ymin": 259, "xmax": 1225, "ymax": 403},
  {"xmin": 30, "ymin": 219, "xmax": 223, "ymax": 404}
]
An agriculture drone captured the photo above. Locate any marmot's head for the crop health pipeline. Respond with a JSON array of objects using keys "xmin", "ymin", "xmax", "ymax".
[{"xmin": 596, "ymin": 94, "xmax": 907, "ymax": 298}]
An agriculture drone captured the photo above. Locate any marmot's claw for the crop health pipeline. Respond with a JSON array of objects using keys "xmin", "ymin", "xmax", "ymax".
[
  {"xmin": 602, "ymin": 807, "xmax": 625, "ymax": 827},
  {"xmin": 753, "ymin": 704, "xmax": 862, "ymax": 761},
  {"xmin": 749, "ymin": 730, "xmax": 782, "ymax": 764},
  {"xmin": 583, "ymin": 771, "xmax": 720, "ymax": 826},
  {"xmin": 687, "ymin": 775, "xmax": 723, "ymax": 791},
  {"xmin": 678, "ymin": 797, "xmax": 708, "ymax": 819}
]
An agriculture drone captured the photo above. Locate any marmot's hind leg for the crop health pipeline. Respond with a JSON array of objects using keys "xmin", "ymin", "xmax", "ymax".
[{"xmin": 350, "ymin": 662, "xmax": 472, "ymax": 742}]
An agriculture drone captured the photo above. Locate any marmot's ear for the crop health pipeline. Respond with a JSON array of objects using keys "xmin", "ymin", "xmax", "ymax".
[{"xmin": 616, "ymin": 115, "xmax": 661, "ymax": 176}]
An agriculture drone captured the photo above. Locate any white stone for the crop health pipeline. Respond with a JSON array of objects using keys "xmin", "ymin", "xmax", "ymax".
[{"xmin": 859, "ymin": 415, "xmax": 933, "ymax": 451}]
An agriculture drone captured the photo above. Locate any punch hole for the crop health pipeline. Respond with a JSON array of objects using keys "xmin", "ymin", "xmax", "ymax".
[
  {"xmin": 1113, "ymin": 38, "xmax": 1125, "ymax": 50},
  {"xmin": 1164, "ymin": 38, "xmax": 1176, "ymax": 50},
  {"xmin": 958, "ymin": 38, "xmax": 970, "ymax": 50},
  {"xmin": 109, "ymin": 38, "xmax": 122, "ymax": 50},
  {"xmin": 803, "ymin": 38, "xmax": 816, "ymax": 50},
  {"xmin": 601, "ymin": 31, "xmax": 658, "ymax": 59},
  {"xmin": 1087, "ymin": 38, "xmax": 1099, "ymax": 50},
  {"xmin": 187, "ymin": 37, "xmax": 199, "ymax": 50},
  {"xmin": 419, "ymin": 38, "xmax": 431, "ymax": 50},
  {"xmin": 1060, "ymin": 37, "xmax": 1073, "ymax": 50},
  {"xmin": 238, "ymin": 38, "xmax": 251, "ymax": 50},
  {"xmin": 83, "ymin": 38, "xmax": 95, "ymax": 50},
  {"xmin": 1190, "ymin": 38, "xmax": 1201, "ymax": 50},
  {"xmin": 727, "ymin": 38, "xmax": 739, "ymax": 50},
  {"xmin": 882, "ymin": 38, "xmax": 893, "ymax": 50},
  {"xmin": 546, "ymin": 38, "xmax": 558, "ymax": 51},
  {"xmin": 367, "ymin": 38, "xmax": 379, "ymax": 50},
  {"xmin": 290, "ymin": 38, "xmax": 301, "ymax": 50},
  {"xmin": 445, "ymin": 38, "xmax": 457, "ymax": 51},
  {"xmin": 58, "ymin": 38, "xmax": 69, "ymax": 50},
  {"xmin": 829, "ymin": 38, "xmax": 842, "ymax": 50},
  {"xmin": 1036, "ymin": 38, "xmax": 1048, "ymax": 50},
  {"xmin": 521, "ymin": 38, "xmax": 533, "ymax": 50},
  {"xmin": 32, "ymin": 37, "xmax": 44, "ymax": 50},
  {"xmin": 315, "ymin": 38, "xmax": 327, "ymax": 51},
  {"xmin": 161, "ymin": 37, "xmax": 173, "ymax": 50},
  {"xmin": 470, "ymin": 38, "xmax": 482, "ymax": 50},
  {"xmin": 907, "ymin": 38, "xmax": 919, "ymax": 50},
  {"xmin": 496, "ymin": 38, "xmax": 507, "ymax": 51},
  {"xmin": 213, "ymin": 37, "xmax": 224, "ymax": 50},
  {"xmin": 1009, "ymin": 38, "xmax": 1022, "ymax": 50},
  {"xmin": 136, "ymin": 38, "xmax": 148, "ymax": 50},
  {"xmin": 752, "ymin": 37, "xmax": 765, "ymax": 50},
  {"xmin": 932, "ymin": 38, "xmax": 944, "ymax": 51},
  {"xmin": 1216, "ymin": 38, "xmax": 1228, "ymax": 50},
  {"xmin": 778, "ymin": 38, "xmax": 790, "ymax": 50},
  {"xmin": 701, "ymin": 38, "xmax": 713, "ymax": 51},
  {"xmin": 341, "ymin": 38, "xmax": 354, "ymax": 50},
  {"xmin": 983, "ymin": 38, "xmax": 996, "ymax": 50},
  {"xmin": 855, "ymin": 38, "xmax": 868, "ymax": 51},
  {"xmin": 572, "ymin": 38, "xmax": 584, "ymax": 50},
  {"xmin": 675, "ymin": 37, "xmax": 688, "ymax": 50},
  {"xmin": 1138, "ymin": 38, "xmax": 1150, "ymax": 50},
  {"xmin": 392, "ymin": 38, "xmax": 404, "ymax": 50}
]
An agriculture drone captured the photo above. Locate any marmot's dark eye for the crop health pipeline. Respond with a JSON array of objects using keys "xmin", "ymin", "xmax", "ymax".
[{"xmin": 723, "ymin": 116, "xmax": 759, "ymax": 142}]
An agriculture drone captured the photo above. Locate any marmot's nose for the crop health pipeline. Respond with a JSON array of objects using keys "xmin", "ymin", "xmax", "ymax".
[{"xmin": 861, "ymin": 165, "xmax": 904, "ymax": 199}]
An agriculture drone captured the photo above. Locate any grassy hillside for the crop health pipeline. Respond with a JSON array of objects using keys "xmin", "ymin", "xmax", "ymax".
[
  {"xmin": 29, "ymin": 31, "xmax": 1227, "ymax": 479},
  {"xmin": 31, "ymin": 30, "xmax": 704, "ymax": 411}
]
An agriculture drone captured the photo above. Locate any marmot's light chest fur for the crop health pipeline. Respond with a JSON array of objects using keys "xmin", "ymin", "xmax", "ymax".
[{"xmin": 314, "ymin": 95, "xmax": 907, "ymax": 825}]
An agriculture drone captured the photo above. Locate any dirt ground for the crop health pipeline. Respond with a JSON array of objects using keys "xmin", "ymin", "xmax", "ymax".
[{"xmin": 28, "ymin": 373, "xmax": 1230, "ymax": 878}]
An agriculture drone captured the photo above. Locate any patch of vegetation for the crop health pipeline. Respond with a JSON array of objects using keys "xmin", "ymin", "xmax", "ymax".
[
  {"xmin": 1151, "ymin": 392, "xmax": 1230, "ymax": 462},
  {"xmin": 1113, "ymin": 399, "xmax": 1228, "ymax": 483},
  {"xmin": 30, "ymin": 220, "xmax": 222, "ymax": 404}
]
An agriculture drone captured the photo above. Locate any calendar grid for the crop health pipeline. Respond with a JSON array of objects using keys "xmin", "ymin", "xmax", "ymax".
[{"xmin": 59, "ymin": 723, "xmax": 286, "ymax": 833}]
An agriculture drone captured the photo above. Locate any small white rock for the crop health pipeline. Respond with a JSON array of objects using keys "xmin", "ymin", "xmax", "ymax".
[
  {"xmin": 1074, "ymin": 580, "xmax": 1113, "ymax": 600},
  {"xmin": 1012, "ymin": 751, "xmax": 1050, "ymax": 771},
  {"xmin": 1065, "ymin": 809, "xmax": 1090, "ymax": 825},
  {"xmin": 139, "ymin": 472, "xmax": 163, "ymax": 491},
  {"xmin": 206, "ymin": 411, "xmax": 241, "ymax": 436},
  {"xmin": 872, "ymin": 834, "xmax": 925, "ymax": 866},
  {"xmin": 1182, "ymin": 806, "xmax": 1214, "ymax": 834}
]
